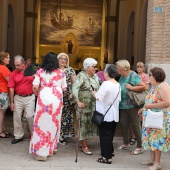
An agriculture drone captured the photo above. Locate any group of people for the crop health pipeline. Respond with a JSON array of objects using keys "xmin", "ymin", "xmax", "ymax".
[{"xmin": 0, "ymin": 51, "xmax": 170, "ymax": 170}]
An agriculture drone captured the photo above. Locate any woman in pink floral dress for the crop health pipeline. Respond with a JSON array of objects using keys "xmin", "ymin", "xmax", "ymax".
[
  {"xmin": 29, "ymin": 52, "xmax": 67, "ymax": 161},
  {"xmin": 136, "ymin": 62, "xmax": 150, "ymax": 90}
]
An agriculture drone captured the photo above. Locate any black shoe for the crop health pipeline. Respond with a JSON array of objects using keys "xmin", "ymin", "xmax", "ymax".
[{"xmin": 11, "ymin": 138, "xmax": 23, "ymax": 144}]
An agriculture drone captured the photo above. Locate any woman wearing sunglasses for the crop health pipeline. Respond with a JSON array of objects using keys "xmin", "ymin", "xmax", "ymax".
[{"xmin": 72, "ymin": 58, "xmax": 100, "ymax": 155}]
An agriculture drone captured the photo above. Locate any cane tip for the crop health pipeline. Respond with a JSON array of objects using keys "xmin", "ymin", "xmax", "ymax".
[{"xmin": 75, "ymin": 159, "xmax": 77, "ymax": 162}]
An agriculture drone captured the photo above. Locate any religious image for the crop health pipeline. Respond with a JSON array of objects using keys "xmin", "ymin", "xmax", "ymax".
[{"xmin": 40, "ymin": 0, "xmax": 103, "ymax": 46}]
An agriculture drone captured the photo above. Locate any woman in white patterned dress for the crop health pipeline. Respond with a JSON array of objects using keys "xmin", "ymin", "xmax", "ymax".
[{"xmin": 29, "ymin": 52, "xmax": 67, "ymax": 161}]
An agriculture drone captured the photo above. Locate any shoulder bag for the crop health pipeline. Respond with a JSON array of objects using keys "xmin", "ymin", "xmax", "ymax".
[
  {"xmin": 91, "ymin": 86, "xmax": 120, "ymax": 126},
  {"xmin": 127, "ymin": 72, "xmax": 149, "ymax": 107},
  {"xmin": 145, "ymin": 109, "xmax": 163, "ymax": 129}
]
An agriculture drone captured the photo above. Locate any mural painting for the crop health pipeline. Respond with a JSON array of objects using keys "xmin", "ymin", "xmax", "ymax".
[{"xmin": 40, "ymin": 0, "xmax": 103, "ymax": 47}]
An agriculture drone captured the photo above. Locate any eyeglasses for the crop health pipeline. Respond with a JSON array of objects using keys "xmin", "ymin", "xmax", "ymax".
[
  {"xmin": 149, "ymin": 73, "xmax": 152, "ymax": 77},
  {"xmin": 91, "ymin": 66, "xmax": 97, "ymax": 69},
  {"xmin": 137, "ymin": 66, "xmax": 144, "ymax": 68},
  {"xmin": 14, "ymin": 63, "xmax": 24, "ymax": 67},
  {"xmin": 59, "ymin": 58, "xmax": 67, "ymax": 61}
]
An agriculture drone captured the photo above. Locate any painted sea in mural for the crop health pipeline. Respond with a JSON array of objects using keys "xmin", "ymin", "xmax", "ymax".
[{"xmin": 40, "ymin": 0, "xmax": 103, "ymax": 46}]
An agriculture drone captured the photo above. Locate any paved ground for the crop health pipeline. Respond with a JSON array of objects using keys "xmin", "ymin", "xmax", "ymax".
[
  {"xmin": 0, "ymin": 112, "xmax": 169, "ymax": 170},
  {"xmin": 0, "ymin": 136, "xmax": 170, "ymax": 170}
]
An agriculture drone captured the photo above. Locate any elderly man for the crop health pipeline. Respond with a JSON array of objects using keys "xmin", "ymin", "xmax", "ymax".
[{"xmin": 8, "ymin": 55, "xmax": 35, "ymax": 144}]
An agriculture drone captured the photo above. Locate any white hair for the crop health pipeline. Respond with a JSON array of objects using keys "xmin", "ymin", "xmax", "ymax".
[
  {"xmin": 57, "ymin": 52, "xmax": 69, "ymax": 66},
  {"xmin": 83, "ymin": 58, "xmax": 97, "ymax": 70}
]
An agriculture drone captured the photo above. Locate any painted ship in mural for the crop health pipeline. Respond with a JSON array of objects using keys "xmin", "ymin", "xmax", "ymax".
[
  {"xmin": 84, "ymin": 17, "xmax": 100, "ymax": 35},
  {"xmin": 50, "ymin": 0, "xmax": 74, "ymax": 29}
]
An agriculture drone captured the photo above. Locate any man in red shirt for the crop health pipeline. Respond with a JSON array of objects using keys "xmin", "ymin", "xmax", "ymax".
[{"xmin": 8, "ymin": 55, "xmax": 35, "ymax": 144}]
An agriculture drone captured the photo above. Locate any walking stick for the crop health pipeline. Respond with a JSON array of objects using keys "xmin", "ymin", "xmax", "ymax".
[{"xmin": 75, "ymin": 107, "xmax": 81, "ymax": 162}]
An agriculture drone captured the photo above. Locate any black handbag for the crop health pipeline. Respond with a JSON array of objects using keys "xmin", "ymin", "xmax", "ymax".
[{"xmin": 91, "ymin": 86, "xmax": 120, "ymax": 126}]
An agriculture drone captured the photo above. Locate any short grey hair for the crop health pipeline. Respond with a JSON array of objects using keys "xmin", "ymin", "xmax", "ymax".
[
  {"xmin": 57, "ymin": 52, "xmax": 69, "ymax": 66},
  {"xmin": 14, "ymin": 55, "xmax": 25, "ymax": 64},
  {"xmin": 83, "ymin": 58, "xmax": 97, "ymax": 70},
  {"xmin": 104, "ymin": 64, "xmax": 118, "ymax": 78},
  {"xmin": 116, "ymin": 59, "xmax": 130, "ymax": 71}
]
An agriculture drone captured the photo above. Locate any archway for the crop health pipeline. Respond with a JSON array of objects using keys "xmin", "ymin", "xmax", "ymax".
[
  {"xmin": 126, "ymin": 12, "xmax": 135, "ymax": 68},
  {"xmin": 7, "ymin": 4, "xmax": 14, "ymax": 70}
]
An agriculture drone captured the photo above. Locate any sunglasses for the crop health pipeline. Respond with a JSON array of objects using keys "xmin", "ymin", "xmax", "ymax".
[
  {"xmin": 91, "ymin": 66, "xmax": 97, "ymax": 69},
  {"xmin": 137, "ymin": 66, "xmax": 144, "ymax": 68}
]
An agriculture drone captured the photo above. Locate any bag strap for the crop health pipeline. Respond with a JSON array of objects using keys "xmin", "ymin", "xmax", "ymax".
[
  {"xmin": 129, "ymin": 71, "xmax": 134, "ymax": 85},
  {"xmin": 103, "ymin": 85, "xmax": 120, "ymax": 117}
]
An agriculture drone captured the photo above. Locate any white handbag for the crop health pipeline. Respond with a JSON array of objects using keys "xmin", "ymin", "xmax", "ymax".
[{"xmin": 145, "ymin": 109, "xmax": 163, "ymax": 129}]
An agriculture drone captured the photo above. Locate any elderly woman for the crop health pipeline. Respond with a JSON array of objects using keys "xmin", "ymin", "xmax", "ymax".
[
  {"xmin": 129, "ymin": 62, "xmax": 150, "ymax": 145},
  {"xmin": 57, "ymin": 53, "xmax": 76, "ymax": 145},
  {"xmin": 72, "ymin": 58, "xmax": 100, "ymax": 155},
  {"xmin": 0, "ymin": 52, "xmax": 11, "ymax": 138},
  {"xmin": 92, "ymin": 64, "xmax": 121, "ymax": 164},
  {"xmin": 136, "ymin": 62, "xmax": 150, "ymax": 90},
  {"xmin": 138, "ymin": 67, "xmax": 170, "ymax": 170},
  {"xmin": 116, "ymin": 59, "xmax": 145, "ymax": 155}
]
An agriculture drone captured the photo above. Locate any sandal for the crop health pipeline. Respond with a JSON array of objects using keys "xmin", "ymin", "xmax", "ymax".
[
  {"xmin": 59, "ymin": 138, "xmax": 67, "ymax": 145},
  {"xmin": 146, "ymin": 163, "xmax": 161, "ymax": 170},
  {"xmin": 130, "ymin": 148, "xmax": 144, "ymax": 155},
  {"xmin": 117, "ymin": 144, "xmax": 130, "ymax": 150},
  {"xmin": 35, "ymin": 156, "xmax": 47, "ymax": 161},
  {"xmin": 80, "ymin": 146, "xmax": 92, "ymax": 151},
  {"xmin": 142, "ymin": 160, "xmax": 154, "ymax": 166},
  {"xmin": 0, "ymin": 132, "xmax": 9, "ymax": 138},
  {"xmin": 97, "ymin": 157, "xmax": 112, "ymax": 164},
  {"xmin": 3, "ymin": 130, "xmax": 11, "ymax": 136},
  {"xmin": 129, "ymin": 137, "xmax": 136, "ymax": 145},
  {"xmin": 81, "ymin": 147, "xmax": 92, "ymax": 155}
]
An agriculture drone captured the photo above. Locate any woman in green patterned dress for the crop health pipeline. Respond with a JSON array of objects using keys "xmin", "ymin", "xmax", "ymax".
[{"xmin": 72, "ymin": 58, "xmax": 100, "ymax": 155}]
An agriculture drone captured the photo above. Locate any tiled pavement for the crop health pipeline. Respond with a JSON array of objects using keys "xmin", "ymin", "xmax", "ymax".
[{"xmin": 0, "ymin": 113, "xmax": 169, "ymax": 170}]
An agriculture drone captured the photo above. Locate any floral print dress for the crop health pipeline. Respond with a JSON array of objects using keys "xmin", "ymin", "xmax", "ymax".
[
  {"xmin": 29, "ymin": 69, "xmax": 67, "ymax": 157},
  {"xmin": 60, "ymin": 66, "xmax": 75, "ymax": 138},
  {"xmin": 142, "ymin": 82, "xmax": 170, "ymax": 152}
]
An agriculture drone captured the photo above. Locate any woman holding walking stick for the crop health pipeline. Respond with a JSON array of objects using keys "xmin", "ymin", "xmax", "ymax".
[{"xmin": 72, "ymin": 58, "xmax": 100, "ymax": 155}]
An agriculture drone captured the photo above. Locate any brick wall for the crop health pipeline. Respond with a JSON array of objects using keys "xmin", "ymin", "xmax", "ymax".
[{"xmin": 146, "ymin": 0, "xmax": 170, "ymax": 84}]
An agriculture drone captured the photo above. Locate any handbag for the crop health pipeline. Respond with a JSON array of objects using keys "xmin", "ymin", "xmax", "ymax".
[
  {"xmin": 145, "ymin": 109, "xmax": 163, "ymax": 129},
  {"xmin": 127, "ymin": 72, "xmax": 149, "ymax": 107},
  {"xmin": 127, "ymin": 90, "xmax": 149, "ymax": 107},
  {"xmin": 91, "ymin": 86, "xmax": 120, "ymax": 126}
]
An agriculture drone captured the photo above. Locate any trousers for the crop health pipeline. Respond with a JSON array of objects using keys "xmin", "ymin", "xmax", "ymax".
[
  {"xmin": 98, "ymin": 121, "xmax": 117, "ymax": 159},
  {"xmin": 13, "ymin": 94, "xmax": 35, "ymax": 139},
  {"xmin": 120, "ymin": 108, "xmax": 142, "ymax": 147}
]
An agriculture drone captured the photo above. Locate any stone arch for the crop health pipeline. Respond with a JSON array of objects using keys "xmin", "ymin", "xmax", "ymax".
[
  {"xmin": 126, "ymin": 11, "xmax": 135, "ymax": 67},
  {"xmin": 7, "ymin": 4, "xmax": 14, "ymax": 69}
]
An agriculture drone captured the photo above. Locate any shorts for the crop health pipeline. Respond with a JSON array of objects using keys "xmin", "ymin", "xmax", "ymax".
[{"xmin": 0, "ymin": 92, "xmax": 9, "ymax": 109}]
